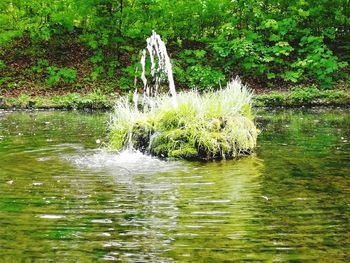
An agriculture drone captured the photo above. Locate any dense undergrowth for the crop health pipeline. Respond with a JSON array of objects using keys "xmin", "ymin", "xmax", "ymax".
[
  {"xmin": 109, "ymin": 79, "xmax": 257, "ymax": 160},
  {"xmin": 0, "ymin": 0, "xmax": 349, "ymax": 95}
]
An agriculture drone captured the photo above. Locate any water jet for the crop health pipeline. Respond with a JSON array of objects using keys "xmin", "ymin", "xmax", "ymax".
[{"xmin": 109, "ymin": 32, "xmax": 258, "ymax": 160}]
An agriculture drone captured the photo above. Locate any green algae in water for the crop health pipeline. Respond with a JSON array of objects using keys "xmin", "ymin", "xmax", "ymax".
[{"xmin": 109, "ymin": 78, "xmax": 258, "ymax": 160}]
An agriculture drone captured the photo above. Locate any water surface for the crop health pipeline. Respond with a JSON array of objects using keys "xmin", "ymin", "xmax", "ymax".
[{"xmin": 0, "ymin": 108, "xmax": 349, "ymax": 262}]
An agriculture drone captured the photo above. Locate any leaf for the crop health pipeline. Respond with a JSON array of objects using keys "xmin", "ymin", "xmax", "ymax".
[
  {"xmin": 298, "ymin": 9, "xmax": 310, "ymax": 17},
  {"xmin": 267, "ymin": 73, "xmax": 276, "ymax": 79},
  {"xmin": 88, "ymin": 40, "xmax": 98, "ymax": 49},
  {"xmin": 269, "ymin": 34, "xmax": 280, "ymax": 42},
  {"xmin": 193, "ymin": 50, "xmax": 206, "ymax": 58},
  {"xmin": 283, "ymin": 70, "xmax": 303, "ymax": 82}
]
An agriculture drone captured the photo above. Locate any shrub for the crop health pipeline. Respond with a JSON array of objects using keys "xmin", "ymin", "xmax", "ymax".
[{"xmin": 47, "ymin": 66, "xmax": 77, "ymax": 86}]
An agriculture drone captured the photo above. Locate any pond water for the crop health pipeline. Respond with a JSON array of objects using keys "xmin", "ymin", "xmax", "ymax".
[{"xmin": 0, "ymin": 108, "xmax": 349, "ymax": 262}]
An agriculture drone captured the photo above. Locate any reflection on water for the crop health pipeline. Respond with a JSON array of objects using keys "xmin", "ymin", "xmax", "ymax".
[{"xmin": 0, "ymin": 109, "xmax": 349, "ymax": 262}]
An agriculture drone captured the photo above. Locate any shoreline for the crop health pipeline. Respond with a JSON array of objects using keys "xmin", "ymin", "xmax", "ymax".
[{"xmin": 0, "ymin": 89, "xmax": 349, "ymax": 110}]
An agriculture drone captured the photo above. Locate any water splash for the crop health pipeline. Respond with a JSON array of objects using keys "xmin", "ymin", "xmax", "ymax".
[
  {"xmin": 138, "ymin": 31, "xmax": 178, "ymax": 108},
  {"xmin": 67, "ymin": 149, "xmax": 184, "ymax": 176}
]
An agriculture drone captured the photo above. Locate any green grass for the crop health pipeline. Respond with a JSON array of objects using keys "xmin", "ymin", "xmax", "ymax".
[
  {"xmin": 0, "ymin": 90, "xmax": 114, "ymax": 110},
  {"xmin": 109, "ymin": 78, "xmax": 258, "ymax": 160},
  {"xmin": 254, "ymin": 86, "xmax": 350, "ymax": 107},
  {"xmin": 0, "ymin": 85, "xmax": 348, "ymax": 111}
]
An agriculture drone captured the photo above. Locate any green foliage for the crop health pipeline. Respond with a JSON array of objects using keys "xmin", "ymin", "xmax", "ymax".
[
  {"xmin": 109, "ymin": 79, "xmax": 257, "ymax": 160},
  {"xmin": 78, "ymin": 90, "xmax": 112, "ymax": 109},
  {"xmin": 0, "ymin": 88, "xmax": 349, "ymax": 110},
  {"xmin": 32, "ymin": 59, "xmax": 49, "ymax": 73},
  {"xmin": 50, "ymin": 91, "xmax": 112, "ymax": 109},
  {"xmin": 0, "ymin": 92, "xmax": 114, "ymax": 109},
  {"xmin": 46, "ymin": 67, "xmax": 77, "ymax": 86},
  {"xmin": 295, "ymin": 36, "xmax": 348, "ymax": 88},
  {"xmin": 31, "ymin": 59, "xmax": 77, "ymax": 86},
  {"xmin": 0, "ymin": 76, "xmax": 11, "ymax": 85},
  {"xmin": 254, "ymin": 86, "xmax": 350, "ymax": 107},
  {"xmin": 174, "ymin": 49, "xmax": 225, "ymax": 90},
  {"xmin": 0, "ymin": 60, "xmax": 5, "ymax": 70},
  {"xmin": 211, "ymin": 17, "xmax": 347, "ymax": 87},
  {"xmin": 254, "ymin": 92, "xmax": 288, "ymax": 106},
  {"xmin": 290, "ymin": 86, "xmax": 323, "ymax": 103},
  {"xmin": 17, "ymin": 94, "xmax": 31, "ymax": 108},
  {"xmin": 0, "ymin": 0, "xmax": 349, "ymax": 90},
  {"xmin": 117, "ymin": 64, "xmax": 137, "ymax": 90}
]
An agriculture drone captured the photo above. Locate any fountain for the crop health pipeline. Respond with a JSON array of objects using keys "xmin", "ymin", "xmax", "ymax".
[
  {"xmin": 109, "ymin": 31, "xmax": 258, "ymax": 160},
  {"xmin": 139, "ymin": 31, "xmax": 178, "ymax": 108}
]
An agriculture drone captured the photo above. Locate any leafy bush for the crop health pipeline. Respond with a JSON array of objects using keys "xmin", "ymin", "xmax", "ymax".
[
  {"xmin": 31, "ymin": 60, "xmax": 77, "ymax": 86},
  {"xmin": 173, "ymin": 49, "xmax": 225, "ymax": 90},
  {"xmin": 295, "ymin": 36, "xmax": 348, "ymax": 88},
  {"xmin": 47, "ymin": 67, "xmax": 77, "ymax": 86},
  {"xmin": 32, "ymin": 59, "xmax": 49, "ymax": 73},
  {"xmin": 211, "ymin": 21, "xmax": 347, "ymax": 87}
]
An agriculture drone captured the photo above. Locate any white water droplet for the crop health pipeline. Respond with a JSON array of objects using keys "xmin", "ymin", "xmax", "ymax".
[
  {"xmin": 136, "ymin": 31, "xmax": 178, "ymax": 108},
  {"xmin": 91, "ymin": 219, "xmax": 113, "ymax": 224},
  {"xmin": 39, "ymin": 214, "xmax": 65, "ymax": 219}
]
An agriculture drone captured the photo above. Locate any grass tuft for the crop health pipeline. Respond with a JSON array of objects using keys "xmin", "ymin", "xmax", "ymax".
[{"xmin": 108, "ymin": 78, "xmax": 258, "ymax": 160}]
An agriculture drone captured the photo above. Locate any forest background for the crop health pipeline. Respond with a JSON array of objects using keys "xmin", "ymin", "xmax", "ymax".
[{"xmin": 0, "ymin": 0, "xmax": 349, "ymax": 104}]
